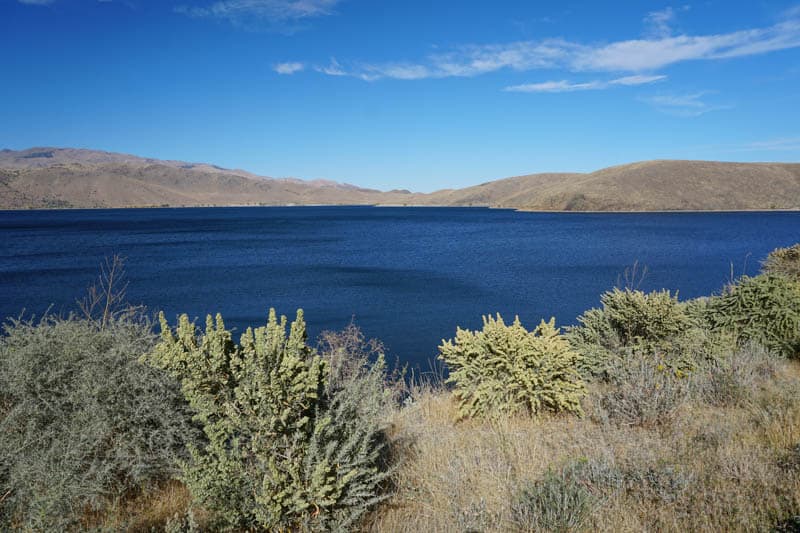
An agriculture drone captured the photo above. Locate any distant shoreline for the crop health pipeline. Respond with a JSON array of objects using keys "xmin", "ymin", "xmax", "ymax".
[
  {"xmin": 3, "ymin": 149, "xmax": 800, "ymax": 213},
  {"xmin": 1, "ymin": 204, "xmax": 799, "ymax": 214}
]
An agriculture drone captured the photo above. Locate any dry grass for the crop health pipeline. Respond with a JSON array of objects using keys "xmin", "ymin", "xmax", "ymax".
[
  {"xmin": 367, "ymin": 358, "xmax": 800, "ymax": 532},
  {"xmin": 82, "ymin": 354, "xmax": 800, "ymax": 532},
  {"xmin": 81, "ymin": 481, "xmax": 197, "ymax": 532}
]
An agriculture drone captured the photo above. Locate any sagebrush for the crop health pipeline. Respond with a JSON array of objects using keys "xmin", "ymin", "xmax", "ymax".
[
  {"xmin": 0, "ymin": 315, "xmax": 195, "ymax": 531},
  {"xmin": 510, "ymin": 460, "xmax": 598, "ymax": 532}
]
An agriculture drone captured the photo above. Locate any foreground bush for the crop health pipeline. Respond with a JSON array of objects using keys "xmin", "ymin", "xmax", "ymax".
[
  {"xmin": 567, "ymin": 288, "xmax": 700, "ymax": 378},
  {"xmin": 510, "ymin": 460, "xmax": 598, "ymax": 532},
  {"xmin": 600, "ymin": 288, "xmax": 690, "ymax": 346},
  {"xmin": 438, "ymin": 315, "xmax": 585, "ymax": 419},
  {"xmin": 0, "ymin": 315, "xmax": 195, "ymax": 530},
  {"xmin": 763, "ymin": 243, "xmax": 800, "ymax": 282},
  {"xmin": 706, "ymin": 274, "xmax": 800, "ymax": 357},
  {"xmin": 144, "ymin": 309, "xmax": 391, "ymax": 531}
]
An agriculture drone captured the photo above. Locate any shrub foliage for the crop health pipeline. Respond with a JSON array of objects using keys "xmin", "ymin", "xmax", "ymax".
[
  {"xmin": 567, "ymin": 288, "xmax": 701, "ymax": 378},
  {"xmin": 762, "ymin": 243, "xmax": 800, "ymax": 282},
  {"xmin": 0, "ymin": 315, "xmax": 195, "ymax": 531},
  {"xmin": 510, "ymin": 460, "xmax": 599, "ymax": 533},
  {"xmin": 706, "ymin": 275, "xmax": 800, "ymax": 357},
  {"xmin": 600, "ymin": 288, "xmax": 690, "ymax": 346},
  {"xmin": 144, "ymin": 309, "xmax": 390, "ymax": 531},
  {"xmin": 438, "ymin": 315, "xmax": 585, "ymax": 419}
]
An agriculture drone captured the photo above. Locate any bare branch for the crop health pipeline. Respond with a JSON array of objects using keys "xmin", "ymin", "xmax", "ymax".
[{"xmin": 77, "ymin": 254, "xmax": 137, "ymax": 329}]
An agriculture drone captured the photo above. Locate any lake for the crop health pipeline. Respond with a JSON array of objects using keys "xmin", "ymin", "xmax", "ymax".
[{"xmin": 0, "ymin": 206, "xmax": 797, "ymax": 368}]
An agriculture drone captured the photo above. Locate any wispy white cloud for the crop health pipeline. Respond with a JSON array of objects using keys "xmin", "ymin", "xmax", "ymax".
[
  {"xmin": 314, "ymin": 58, "xmax": 347, "ymax": 76},
  {"xmin": 505, "ymin": 74, "xmax": 666, "ymax": 93},
  {"xmin": 577, "ymin": 20, "xmax": 800, "ymax": 71},
  {"xmin": 643, "ymin": 6, "xmax": 689, "ymax": 38},
  {"xmin": 315, "ymin": 8, "xmax": 800, "ymax": 81},
  {"xmin": 176, "ymin": 0, "xmax": 341, "ymax": 29},
  {"xmin": 273, "ymin": 61, "xmax": 305, "ymax": 74},
  {"xmin": 740, "ymin": 137, "xmax": 800, "ymax": 151},
  {"xmin": 644, "ymin": 7, "xmax": 678, "ymax": 38},
  {"xmin": 641, "ymin": 91, "xmax": 733, "ymax": 117},
  {"xmin": 612, "ymin": 74, "xmax": 668, "ymax": 85},
  {"xmin": 505, "ymin": 80, "xmax": 604, "ymax": 93}
]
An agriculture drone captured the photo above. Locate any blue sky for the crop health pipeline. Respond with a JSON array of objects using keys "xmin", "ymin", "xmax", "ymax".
[{"xmin": 2, "ymin": 0, "xmax": 799, "ymax": 191}]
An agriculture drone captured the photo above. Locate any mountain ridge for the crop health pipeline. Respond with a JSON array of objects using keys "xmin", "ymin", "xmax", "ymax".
[{"xmin": 1, "ymin": 147, "xmax": 799, "ymax": 211}]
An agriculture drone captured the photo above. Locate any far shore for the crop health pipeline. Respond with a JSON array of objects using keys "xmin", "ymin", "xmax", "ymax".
[{"xmin": 1, "ymin": 203, "xmax": 799, "ymax": 214}]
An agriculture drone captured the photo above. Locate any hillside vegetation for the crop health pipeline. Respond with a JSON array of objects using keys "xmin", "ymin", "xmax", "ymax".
[
  {"xmin": 2, "ymin": 147, "xmax": 799, "ymax": 210},
  {"xmin": 1, "ymin": 245, "xmax": 800, "ymax": 531}
]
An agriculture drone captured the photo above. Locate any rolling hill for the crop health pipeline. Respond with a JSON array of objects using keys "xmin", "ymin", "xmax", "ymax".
[
  {"xmin": 1, "ymin": 147, "xmax": 799, "ymax": 211},
  {"xmin": 421, "ymin": 160, "xmax": 800, "ymax": 211}
]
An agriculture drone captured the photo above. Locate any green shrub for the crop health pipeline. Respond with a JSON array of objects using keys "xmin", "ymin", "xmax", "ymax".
[
  {"xmin": 438, "ymin": 315, "xmax": 586, "ymax": 419},
  {"xmin": 661, "ymin": 325, "xmax": 737, "ymax": 368},
  {"xmin": 568, "ymin": 288, "xmax": 696, "ymax": 378},
  {"xmin": 0, "ymin": 315, "xmax": 195, "ymax": 531},
  {"xmin": 681, "ymin": 295, "xmax": 712, "ymax": 321},
  {"xmin": 599, "ymin": 288, "xmax": 691, "ymax": 346},
  {"xmin": 510, "ymin": 460, "xmax": 599, "ymax": 533},
  {"xmin": 762, "ymin": 243, "xmax": 800, "ymax": 282},
  {"xmin": 565, "ymin": 308, "xmax": 621, "ymax": 379},
  {"xmin": 706, "ymin": 275, "xmax": 800, "ymax": 357},
  {"xmin": 143, "ymin": 309, "xmax": 391, "ymax": 531}
]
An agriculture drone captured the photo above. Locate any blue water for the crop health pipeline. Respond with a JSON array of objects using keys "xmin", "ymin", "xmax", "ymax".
[{"xmin": 0, "ymin": 206, "xmax": 797, "ymax": 367}]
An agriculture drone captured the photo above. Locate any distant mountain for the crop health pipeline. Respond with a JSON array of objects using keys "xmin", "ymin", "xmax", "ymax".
[
  {"xmin": 0, "ymin": 148, "xmax": 413, "ymax": 209},
  {"xmin": 1, "ymin": 148, "xmax": 799, "ymax": 211}
]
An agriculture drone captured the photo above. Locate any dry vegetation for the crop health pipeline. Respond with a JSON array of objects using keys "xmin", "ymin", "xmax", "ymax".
[
  {"xmin": 368, "ymin": 350, "xmax": 800, "ymax": 532},
  {"xmin": 81, "ymin": 481, "xmax": 195, "ymax": 532},
  {"xmin": 83, "ymin": 350, "xmax": 800, "ymax": 532}
]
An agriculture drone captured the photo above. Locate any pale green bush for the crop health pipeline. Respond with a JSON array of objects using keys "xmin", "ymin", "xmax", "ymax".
[
  {"xmin": 0, "ymin": 315, "xmax": 195, "ymax": 531},
  {"xmin": 565, "ymin": 308, "xmax": 620, "ymax": 379},
  {"xmin": 144, "ymin": 310, "xmax": 391, "ymax": 531},
  {"xmin": 599, "ymin": 288, "xmax": 691, "ymax": 346},
  {"xmin": 510, "ymin": 460, "xmax": 600, "ymax": 533},
  {"xmin": 762, "ymin": 243, "xmax": 800, "ymax": 282},
  {"xmin": 568, "ymin": 288, "xmax": 697, "ymax": 378},
  {"xmin": 706, "ymin": 274, "xmax": 800, "ymax": 357},
  {"xmin": 438, "ymin": 315, "xmax": 586, "ymax": 419}
]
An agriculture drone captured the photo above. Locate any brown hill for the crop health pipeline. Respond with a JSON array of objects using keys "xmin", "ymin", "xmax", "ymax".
[
  {"xmin": 1, "ymin": 148, "xmax": 799, "ymax": 211},
  {"xmin": 0, "ymin": 148, "xmax": 413, "ymax": 209},
  {"xmin": 416, "ymin": 160, "xmax": 800, "ymax": 211}
]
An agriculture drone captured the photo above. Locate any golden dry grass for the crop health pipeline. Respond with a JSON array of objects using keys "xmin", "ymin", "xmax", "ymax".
[
  {"xmin": 100, "ymin": 357, "xmax": 800, "ymax": 532},
  {"xmin": 367, "ymin": 359, "xmax": 800, "ymax": 532},
  {"xmin": 81, "ymin": 480, "xmax": 196, "ymax": 532}
]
